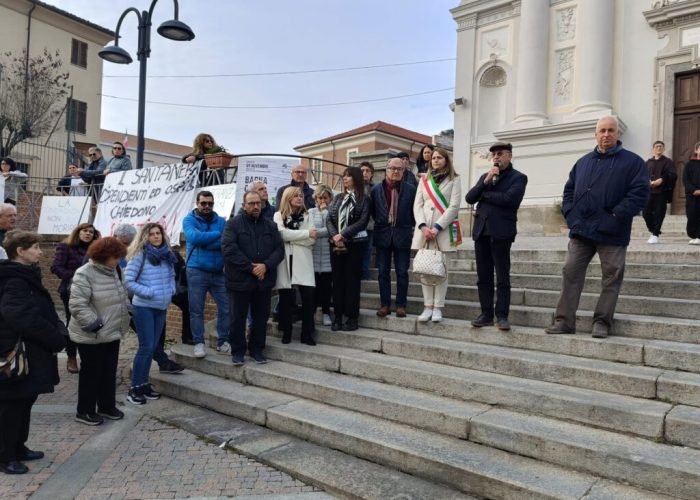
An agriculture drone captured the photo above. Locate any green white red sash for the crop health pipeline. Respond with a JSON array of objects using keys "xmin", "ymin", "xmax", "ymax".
[{"xmin": 423, "ymin": 175, "xmax": 462, "ymax": 246}]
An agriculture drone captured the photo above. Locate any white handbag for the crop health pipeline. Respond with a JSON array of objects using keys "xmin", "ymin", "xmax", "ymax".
[{"xmin": 412, "ymin": 241, "xmax": 447, "ymax": 286}]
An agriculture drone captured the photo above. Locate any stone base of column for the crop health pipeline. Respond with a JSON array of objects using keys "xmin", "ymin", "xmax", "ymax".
[{"xmin": 573, "ymin": 102, "xmax": 613, "ymax": 117}]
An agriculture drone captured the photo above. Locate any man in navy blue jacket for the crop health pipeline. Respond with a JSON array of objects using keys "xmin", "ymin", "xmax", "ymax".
[
  {"xmin": 465, "ymin": 142, "xmax": 528, "ymax": 331},
  {"xmin": 545, "ymin": 116, "xmax": 649, "ymax": 338}
]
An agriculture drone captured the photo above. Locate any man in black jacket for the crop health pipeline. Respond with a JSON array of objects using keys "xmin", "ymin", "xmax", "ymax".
[
  {"xmin": 465, "ymin": 142, "xmax": 528, "ymax": 331},
  {"xmin": 642, "ymin": 141, "xmax": 676, "ymax": 244},
  {"xmin": 222, "ymin": 191, "xmax": 284, "ymax": 365},
  {"xmin": 275, "ymin": 165, "xmax": 315, "ymax": 210}
]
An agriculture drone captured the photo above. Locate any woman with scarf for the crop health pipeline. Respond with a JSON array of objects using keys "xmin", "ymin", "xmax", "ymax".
[
  {"xmin": 327, "ymin": 167, "xmax": 370, "ymax": 332},
  {"xmin": 411, "ymin": 147, "xmax": 462, "ymax": 323},
  {"xmin": 124, "ymin": 223, "xmax": 176, "ymax": 405},
  {"xmin": 274, "ymin": 187, "xmax": 318, "ymax": 345},
  {"xmin": 50, "ymin": 223, "xmax": 101, "ymax": 374}
]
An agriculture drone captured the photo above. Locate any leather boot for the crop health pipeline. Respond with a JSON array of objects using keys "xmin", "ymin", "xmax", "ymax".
[{"xmin": 66, "ymin": 357, "xmax": 79, "ymax": 374}]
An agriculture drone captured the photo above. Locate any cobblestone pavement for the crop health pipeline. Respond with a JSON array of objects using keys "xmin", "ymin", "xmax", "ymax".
[{"xmin": 0, "ymin": 336, "xmax": 328, "ymax": 500}]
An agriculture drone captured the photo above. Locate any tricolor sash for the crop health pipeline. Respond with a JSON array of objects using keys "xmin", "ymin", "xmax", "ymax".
[{"xmin": 423, "ymin": 175, "xmax": 462, "ymax": 246}]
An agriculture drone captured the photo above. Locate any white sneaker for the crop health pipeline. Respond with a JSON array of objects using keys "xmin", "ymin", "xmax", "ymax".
[
  {"xmin": 322, "ymin": 314, "xmax": 332, "ymax": 326},
  {"xmin": 647, "ymin": 235, "xmax": 659, "ymax": 244},
  {"xmin": 431, "ymin": 308, "xmax": 443, "ymax": 322},
  {"xmin": 418, "ymin": 308, "xmax": 433, "ymax": 322},
  {"xmin": 216, "ymin": 341, "xmax": 231, "ymax": 355},
  {"xmin": 690, "ymin": 238, "xmax": 700, "ymax": 245},
  {"xmin": 193, "ymin": 343, "xmax": 206, "ymax": 358}
]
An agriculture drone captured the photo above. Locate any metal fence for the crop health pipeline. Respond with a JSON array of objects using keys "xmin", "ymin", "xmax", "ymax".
[{"xmin": 3, "ymin": 137, "xmax": 86, "ymax": 179}]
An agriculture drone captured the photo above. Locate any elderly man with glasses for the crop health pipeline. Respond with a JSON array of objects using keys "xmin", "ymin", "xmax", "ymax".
[
  {"xmin": 78, "ymin": 147, "xmax": 108, "ymax": 199},
  {"xmin": 275, "ymin": 165, "xmax": 315, "ymax": 210}
]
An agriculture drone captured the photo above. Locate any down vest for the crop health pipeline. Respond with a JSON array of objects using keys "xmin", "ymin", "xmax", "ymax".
[
  {"xmin": 124, "ymin": 252, "xmax": 176, "ymax": 310},
  {"xmin": 68, "ymin": 261, "xmax": 131, "ymax": 344}
]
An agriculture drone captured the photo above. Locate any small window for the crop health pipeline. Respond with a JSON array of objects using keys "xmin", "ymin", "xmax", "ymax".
[
  {"xmin": 66, "ymin": 99, "xmax": 87, "ymax": 134},
  {"xmin": 312, "ymin": 158, "xmax": 323, "ymax": 181},
  {"xmin": 71, "ymin": 39, "xmax": 88, "ymax": 68}
]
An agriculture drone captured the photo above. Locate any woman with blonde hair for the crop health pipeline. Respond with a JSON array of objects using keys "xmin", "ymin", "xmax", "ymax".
[
  {"xmin": 182, "ymin": 133, "xmax": 223, "ymax": 185},
  {"xmin": 274, "ymin": 187, "xmax": 318, "ymax": 345},
  {"xmin": 124, "ymin": 223, "xmax": 176, "ymax": 405},
  {"xmin": 411, "ymin": 147, "xmax": 462, "ymax": 323},
  {"xmin": 308, "ymin": 184, "xmax": 333, "ymax": 326}
]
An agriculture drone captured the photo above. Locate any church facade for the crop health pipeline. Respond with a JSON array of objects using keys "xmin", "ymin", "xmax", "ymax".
[{"xmin": 450, "ymin": 0, "xmax": 700, "ymax": 230}]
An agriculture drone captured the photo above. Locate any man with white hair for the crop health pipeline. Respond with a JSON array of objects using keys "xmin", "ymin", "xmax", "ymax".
[
  {"xmin": 545, "ymin": 116, "xmax": 649, "ymax": 338},
  {"xmin": 246, "ymin": 180, "xmax": 275, "ymax": 219},
  {"xmin": 0, "ymin": 203, "xmax": 17, "ymax": 249}
]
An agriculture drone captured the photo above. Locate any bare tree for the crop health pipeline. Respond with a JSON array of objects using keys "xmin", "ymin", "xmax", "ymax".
[{"xmin": 0, "ymin": 48, "xmax": 70, "ymax": 156}]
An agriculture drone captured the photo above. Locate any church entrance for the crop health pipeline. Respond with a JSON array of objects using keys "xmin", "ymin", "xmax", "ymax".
[{"xmin": 672, "ymin": 70, "xmax": 700, "ymax": 214}]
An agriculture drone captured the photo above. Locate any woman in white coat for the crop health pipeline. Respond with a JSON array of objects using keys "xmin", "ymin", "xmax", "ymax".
[
  {"xmin": 274, "ymin": 187, "xmax": 318, "ymax": 345},
  {"xmin": 411, "ymin": 147, "xmax": 462, "ymax": 323}
]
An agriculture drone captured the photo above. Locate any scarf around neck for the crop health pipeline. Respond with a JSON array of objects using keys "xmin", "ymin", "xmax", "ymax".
[
  {"xmin": 284, "ymin": 210, "xmax": 305, "ymax": 229},
  {"xmin": 144, "ymin": 243, "xmax": 177, "ymax": 267},
  {"xmin": 339, "ymin": 191, "xmax": 356, "ymax": 231}
]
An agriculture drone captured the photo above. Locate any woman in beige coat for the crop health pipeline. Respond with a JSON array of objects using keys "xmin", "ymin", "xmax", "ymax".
[
  {"xmin": 69, "ymin": 237, "xmax": 131, "ymax": 425},
  {"xmin": 411, "ymin": 147, "xmax": 462, "ymax": 323},
  {"xmin": 274, "ymin": 187, "xmax": 318, "ymax": 345}
]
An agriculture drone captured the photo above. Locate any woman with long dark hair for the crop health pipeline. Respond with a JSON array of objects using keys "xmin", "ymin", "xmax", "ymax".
[
  {"xmin": 415, "ymin": 144, "xmax": 435, "ymax": 175},
  {"xmin": 50, "ymin": 223, "xmax": 100, "ymax": 374},
  {"xmin": 326, "ymin": 167, "xmax": 370, "ymax": 332},
  {"xmin": 124, "ymin": 223, "xmax": 176, "ymax": 405}
]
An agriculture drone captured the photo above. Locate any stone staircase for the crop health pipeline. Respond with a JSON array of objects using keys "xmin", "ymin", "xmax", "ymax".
[{"xmin": 151, "ymin": 238, "xmax": 700, "ymax": 499}]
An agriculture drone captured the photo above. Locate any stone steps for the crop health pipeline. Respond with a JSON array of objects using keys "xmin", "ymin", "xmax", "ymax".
[{"xmin": 153, "ymin": 352, "xmax": 685, "ymax": 499}]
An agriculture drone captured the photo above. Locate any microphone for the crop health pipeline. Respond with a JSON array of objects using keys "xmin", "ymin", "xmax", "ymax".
[{"xmin": 492, "ymin": 161, "xmax": 500, "ymax": 185}]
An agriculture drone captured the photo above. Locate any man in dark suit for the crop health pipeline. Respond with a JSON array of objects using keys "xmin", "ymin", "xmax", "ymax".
[
  {"xmin": 465, "ymin": 142, "xmax": 528, "ymax": 331},
  {"xmin": 370, "ymin": 158, "xmax": 417, "ymax": 318}
]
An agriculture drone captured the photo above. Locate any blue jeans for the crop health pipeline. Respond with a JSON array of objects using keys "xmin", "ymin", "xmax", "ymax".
[
  {"xmin": 187, "ymin": 268, "xmax": 230, "ymax": 346},
  {"xmin": 376, "ymin": 246, "xmax": 411, "ymax": 308},
  {"xmin": 131, "ymin": 306, "xmax": 167, "ymax": 387}
]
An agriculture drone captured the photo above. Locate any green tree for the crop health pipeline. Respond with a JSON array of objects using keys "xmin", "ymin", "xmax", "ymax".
[{"xmin": 0, "ymin": 48, "xmax": 70, "ymax": 156}]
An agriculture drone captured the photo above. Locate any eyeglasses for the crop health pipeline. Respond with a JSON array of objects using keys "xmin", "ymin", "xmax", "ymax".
[
  {"xmin": 113, "ymin": 147, "xmax": 123, "ymax": 151},
  {"xmin": 387, "ymin": 167, "xmax": 404, "ymax": 172},
  {"xmin": 89, "ymin": 153, "xmax": 97, "ymax": 156},
  {"xmin": 199, "ymin": 201, "xmax": 214, "ymax": 207}
]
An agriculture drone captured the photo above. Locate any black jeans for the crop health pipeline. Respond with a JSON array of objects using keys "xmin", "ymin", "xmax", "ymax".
[
  {"xmin": 60, "ymin": 292, "xmax": 78, "ymax": 358},
  {"xmin": 643, "ymin": 193, "xmax": 667, "ymax": 236},
  {"xmin": 687, "ymin": 197, "xmax": 700, "ymax": 239},
  {"xmin": 0, "ymin": 396, "xmax": 36, "ymax": 462},
  {"xmin": 229, "ymin": 289, "xmax": 271, "ymax": 357},
  {"xmin": 171, "ymin": 291, "xmax": 193, "ymax": 344},
  {"xmin": 314, "ymin": 272, "xmax": 332, "ymax": 314},
  {"xmin": 76, "ymin": 340, "xmax": 120, "ymax": 415},
  {"xmin": 330, "ymin": 243, "xmax": 364, "ymax": 322},
  {"xmin": 279, "ymin": 286, "xmax": 315, "ymax": 339},
  {"xmin": 474, "ymin": 236, "xmax": 513, "ymax": 320}
]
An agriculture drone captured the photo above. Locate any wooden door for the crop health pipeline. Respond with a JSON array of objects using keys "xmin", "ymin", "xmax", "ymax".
[{"xmin": 673, "ymin": 72, "xmax": 700, "ymax": 214}]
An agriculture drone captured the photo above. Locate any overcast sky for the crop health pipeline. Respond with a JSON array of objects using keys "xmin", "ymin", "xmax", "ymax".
[{"xmin": 43, "ymin": 0, "xmax": 458, "ymax": 154}]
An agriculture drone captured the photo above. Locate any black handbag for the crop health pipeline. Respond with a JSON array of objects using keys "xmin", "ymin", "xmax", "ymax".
[{"xmin": 0, "ymin": 338, "xmax": 29, "ymax": 383}]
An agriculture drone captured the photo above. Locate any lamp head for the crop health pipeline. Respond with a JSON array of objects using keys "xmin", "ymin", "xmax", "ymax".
[
  {"xmin": 157, "ymin": 19, "xmax": 195, "ymax": 41},
  {"xmin": 98, "ymin": 44, "xmax": 133, "ymax": 64}
]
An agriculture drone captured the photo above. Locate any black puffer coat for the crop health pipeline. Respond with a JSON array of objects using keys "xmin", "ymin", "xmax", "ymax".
[{"xmin": 0, "ymin": 261, "xmax": 66, "ymax": 400}]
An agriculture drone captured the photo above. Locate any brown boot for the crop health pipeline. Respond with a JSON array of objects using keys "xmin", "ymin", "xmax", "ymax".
[
  {"xmin": 376, "ymin": 306, "xmax": 390, "ymax": 318},
  {"xmin": 395, "ymin": 307, "xmax": 407, "ymax": 318},
  {"xmin": 66, "ymin": 357, "xmax": 80, "ymax": 374}
]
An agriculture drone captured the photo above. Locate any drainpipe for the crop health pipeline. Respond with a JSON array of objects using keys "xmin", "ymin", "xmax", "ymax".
[{"xmin": 23, "ymin": 0, "xmax": 37, "ymax": 117}]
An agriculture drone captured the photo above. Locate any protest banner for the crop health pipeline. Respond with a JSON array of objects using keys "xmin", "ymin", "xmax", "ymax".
[
  {"xmin": 37, "ymin": 196, "xmax": 91, "ymax": 234},
  {"xmin": 235, "ymin": 157, "xmax": 293, "ymax": 209},
  {"xmin": 198, "ymin": 183, "xmax": 237, "ymax": 219},
  {"xmin": 93, "ymin": 162, "xmax": 199, "ymax": 241}
]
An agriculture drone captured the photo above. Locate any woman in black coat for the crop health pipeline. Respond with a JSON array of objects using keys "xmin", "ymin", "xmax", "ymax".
[
  {"xmin": 326, "ymin": 167, "xmax": 370, "ymax": 332},
  {"xmin": 0, "ymin": 231, "xmax": 66, "ymax": 475}
]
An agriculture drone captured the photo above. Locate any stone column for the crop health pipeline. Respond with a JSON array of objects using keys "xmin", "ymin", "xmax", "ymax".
[
  {"xmin": 574, "ymin": 0, "xmax": 614, "ymax": 114},
  {"xmin": 513, "ymin": 0, "xmax": 551, "ymax": 122}
]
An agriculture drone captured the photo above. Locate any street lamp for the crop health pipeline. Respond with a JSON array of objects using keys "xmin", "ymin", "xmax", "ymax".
[{"xmin": 99, "ymin": 0, "xmax": 194, "ymax": 169}]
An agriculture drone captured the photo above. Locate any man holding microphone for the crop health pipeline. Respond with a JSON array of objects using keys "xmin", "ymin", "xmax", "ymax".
[{"xmin": 465, "ymin": 142, "xmax": 528, "ymax": 331}]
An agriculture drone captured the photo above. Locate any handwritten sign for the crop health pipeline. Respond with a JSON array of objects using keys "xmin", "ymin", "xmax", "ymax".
[
  {"xmin": 37, "ymin": 196, "xmax": 91, "ymax": 234},
  {"xmin": 93, "ymin": 163, "xmax": 199, "ymax": 241}
]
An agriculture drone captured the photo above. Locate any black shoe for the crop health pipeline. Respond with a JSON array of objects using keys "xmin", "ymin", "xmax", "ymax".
[
  {"xmin": 496, "ymin": 318, "xmax": 511, "ymax": 331},
  {"xmin": 301, "ymin": 336, "xmax": 317, "ymax": 346},
  {"xmin": 591, "ymin": 321, "xmax": 609, "ymax": 338},
  {"xmin": 251, "ymin": 353, "xmax": 267, "ymax": 364},
  {"xmin": 126, "ymin": 387, "xmax": 147, "ymax": 405},
  {"xmin": 141, "ymin": 384, "xmax": 161, "ymax": 400},
  {"xmin": 97, "ymin": 408, "xmax": 125, "ymax": 420},
  {"xmin": 159, "ymin": 360, "xmax": 185, "ymax": 374},
  {"xmin": 342, "ymin": 318, "xmax": 358, "ymax": 331},
  {"xmin": 0, "ymin": 461, "xmax": 28, "ymax": 474},
  {"xmin": 281, "ymin": 332, "xmax": 292, "ymax": 344},
  {"xmin": 75, "ymin": 412, "xmax": 104, "ymax": 426},
  {"xmin": 18, "ymin": 448, "xmax": 44, "ymax": 461},
  {"xmin": 331, "ymin": 320, "xmax": 343, "ymax": 332},
  {"xmin": 544, "ymin": 321, "xmax": 574, "ymax": 335},
  {"xmin": 471, "ymin": 314, "xmax": 494, "ymax": 327},
  {"xmin": 231, "ymin": 353, "xmax": 245, "ymax": 366}
]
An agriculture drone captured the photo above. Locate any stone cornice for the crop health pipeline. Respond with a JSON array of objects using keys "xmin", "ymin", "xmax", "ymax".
[
  {"xmin": 492, "ymin": 117, "xmax": 628, "ymax": 141},
  {"xmin": 451, "ymin": 0, "xmax": 520, "ymax": 30},
  {"xmin": 644, "ymin": 0, "xmax": 700, "ymax": 30}
]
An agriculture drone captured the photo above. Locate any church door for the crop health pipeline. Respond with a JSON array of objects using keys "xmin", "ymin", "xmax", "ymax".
[{"xmin": 673, "ymin": 71, "xmax": 700, "ymax": 214}]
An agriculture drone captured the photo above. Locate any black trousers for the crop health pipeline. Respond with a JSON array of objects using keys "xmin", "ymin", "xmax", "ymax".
[
  {"xmin": 687, "ymin": 197, "xmax": 700, "ymax": 239},
  {"xmin": 643, "ymin": 193, "xmax": 667, "ymax": 236},
  {"xmin": 474, "ymin": 236, "xmax": 513, "ymax": 320},
  {"xmin": 60, "ymin": 292, "xmax": 78, "ymax": 358},
  {"xmin": 279, "ymin": 286, "xmax": 315, "ymax": 339},
  {"xmin": 330, "ymin": 243, "xmax": 364, "ymax": 322},
  {"xmin": 171, "ymin": 292, "xmax": 193, "ymax": 344},
  {"xmin": 230, "ymin": 289, "xmax": 271, "ymax": 357},
  {"xmin": 75, "ymin": 340, "xmax": 120, "ymax": 415},
  {"xmin": 314, "ymin": 272, "xmax": 332, "ymax": 314},
  {"xmin": 0, "ymin": 396, "xmax": 37, "ymax": 462}
]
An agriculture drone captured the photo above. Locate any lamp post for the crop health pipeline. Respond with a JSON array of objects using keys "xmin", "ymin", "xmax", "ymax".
[{"xmin": 99, "ymin": 0, "xmax": 194, "ymax": 169}]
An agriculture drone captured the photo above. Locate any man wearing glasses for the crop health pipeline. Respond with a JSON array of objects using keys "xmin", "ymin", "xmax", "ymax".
[
  {"xmin": 183, "ymin": 191, "xmax": 231, "ymax": 358},
  {"xmin": 103, "ymin": 142, "xmax": 132, "ymax": 175},
  {"xmin": 275, "ymin": 165, "xmax": 315, "ymax": 210},
  {"xmin": 78, "ymin": 146, "xmax": 108, "ymax": 199}
]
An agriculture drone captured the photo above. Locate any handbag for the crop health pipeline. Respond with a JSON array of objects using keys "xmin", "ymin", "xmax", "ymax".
[
  {"xmin": 0, "ymin": 338, "xmax": 29, "ymax": 383},
  {"xmin": 412, "ymin": 240, "xmax": 447, "ymax": 286}
]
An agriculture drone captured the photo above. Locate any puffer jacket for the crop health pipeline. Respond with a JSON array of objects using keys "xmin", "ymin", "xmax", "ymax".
[
  {"xmin": 68, "ymin": 261, "xmax": 131, "ymax": 344},
  {"xmin": 50, "ymin": 242, "xmax": 89, "ymax": 295},
  {"xmin": 183, "ymin": 209, "xmax": 226, "ymax": 272},
  {"xmin": 105, "ymin": 155, "xmax": 132, "ymax": 173},
  {"xmin": 308, "ymin": 207, "xmax": 331, "ymax": 272},
  {"xmin": 124, "ymin": 252, "xmax": 176, "ymax": 310}
]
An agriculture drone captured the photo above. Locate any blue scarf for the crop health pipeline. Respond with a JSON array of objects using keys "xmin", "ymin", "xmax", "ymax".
[{"xmin": 143, "ymin": 243, "xmax": 177, "ymax": 267}]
